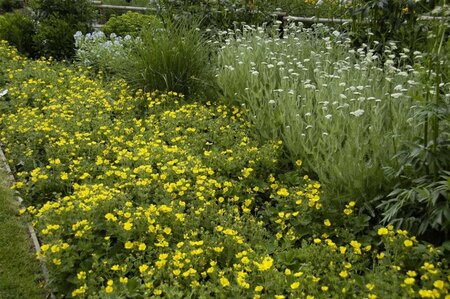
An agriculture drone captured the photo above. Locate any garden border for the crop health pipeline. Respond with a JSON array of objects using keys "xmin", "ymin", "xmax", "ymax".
[{"xmin": 0, "ymin": 143, "xmax": 56, "ymax": 299}]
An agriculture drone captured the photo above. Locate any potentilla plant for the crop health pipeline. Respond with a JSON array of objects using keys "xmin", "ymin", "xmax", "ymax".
[{"xmin": 217, "ymin": 22, "xmax": 424, "ymax": 204}]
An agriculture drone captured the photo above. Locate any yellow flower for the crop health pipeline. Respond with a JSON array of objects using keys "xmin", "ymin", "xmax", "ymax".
[
  {"xmin": 295, "ymin": 160, "xmax": 302, "ymax": 167},
  {"xmin": 124, "ymin": 241, "xmax": 133, "ymax": 249},
  {"xmin": 105, "ymin": 286, "xmax": 113, "ymax": 293},
  {"xmin": 76, "ymin": 271, "xmax": 86, "ymax": 280},
  {"xmin": 404, "ymin": 240, "xmax": 413, "ymax": 247},
  {"xmin": 71, "ymin": 285, "xmax": 87, "ymax": 297},
  {"xmin": 105, "ymin": 213, "xmax": 117, "ymax": 221},
  {"xmin": 433, "ymin": 280, "xmax": 444, "ymax": 290},
  {"xmin": 344, "ymin": 208, "xmax": 353, "ymax": 215},
  {"xmin": 377, "ymin": 227, "xmax": 389, "ymax": 236},
  {"xmin": 397, "ymin": 229, "xmax": 408, "ymax": 236},
  {"xmin": 255, "ymin": 286, "xmax": 263, "ymax": 292},
  {"xmin": 290, "ymin": 282, "xmax": 300, "ymax": 289},
  {"xmin": 139, "ymin": 264, "xmax": 149, "ymax": 273},
  {"xmin": 350, "ymin": 240, "xmax": 362, "ymax": 254},
  {"xmin": 138, "ymin": 243, "xmax": 147, "ymax": 251},
  {"xmin": 254, "ymin": 256, "xmax": 273, "ymax": 271},
  {"xmin": 220, "ymin": 277, "xmax": 230, "ymax": 287},
  {"xmin": 339, "ymin": 271, "xmax": 348, "ymax": 278},
  {"xmin": 123, "ymin": 222, "xmax": 133, "ymax": 231},
  {"xmin": 366, "ymin": 283, "xmax": 375, "ymax": 291},
  {"xmin": 324, "ymin": 219, "xmax": 331, "ymax": 227},
  {"xmin": 242, "ymin": 167, "xmax": 254, "ymax": 178},
  {"xmin": 53, "ymin": 258, "xmax": 61, "ymax": 266},
  {"xmin": 321, "ymin": 286, "xmax": 329, "ymax": 291},
  {"xmin": 277, "ymin": 188, "xmax": 289, "ymax": 197},
  {"xmin": 419, "ymin": 289, "xmax": 438, "ymax": 298},
  {"xmin": 377, "ymin": 252, "xmax": 385, "ymax": 260},
  {"xmin": 14, "ymin": 181, "xmax": 24, "ymax": 189},
  {"xmin": 404, "ymin": 277, "xmax": 415, "ymax": 285},
  {"xmin": 422, "ymin": 262, "xmax": 436, "ymax": 273},
  {"xmin": 314, "ymin": 238, "xmax": 322, "ymax": 244}
]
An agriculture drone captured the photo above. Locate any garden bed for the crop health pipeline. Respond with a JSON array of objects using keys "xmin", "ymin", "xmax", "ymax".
[{"xmin": 0, "ymin": 40, "xmax": 449, "ymax": 298}]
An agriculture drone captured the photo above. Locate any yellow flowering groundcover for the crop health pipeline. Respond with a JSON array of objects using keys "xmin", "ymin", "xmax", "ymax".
[{"xmin": 0, "ymin": 41, "xmax": 449, "ymax": 298}]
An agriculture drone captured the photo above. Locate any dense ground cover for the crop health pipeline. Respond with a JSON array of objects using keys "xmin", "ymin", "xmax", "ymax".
[{"xmin": 0, "ymin": 38, "xmax": 449, "ymax": 298}]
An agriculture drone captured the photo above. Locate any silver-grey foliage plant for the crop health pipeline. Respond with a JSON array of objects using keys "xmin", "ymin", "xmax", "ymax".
[{"xmin": 217, "ymin": 22, "xmax": 428, "ymax": 202}]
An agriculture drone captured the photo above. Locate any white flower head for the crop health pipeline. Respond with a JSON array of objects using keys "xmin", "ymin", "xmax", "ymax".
[
  {"xmin": 350, "ymin": 109, "xmax": 365, "ymax": 117},
  {"xmin": 0, "ymin": 89, "xmax": 8, "ymax": 97},
  {"xmin": 391, "ymin": 93, "xmax": 403, "ymax": 99}
]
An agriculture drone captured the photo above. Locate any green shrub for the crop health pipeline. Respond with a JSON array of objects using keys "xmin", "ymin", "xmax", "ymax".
[
  {"xmin": 102, "ymin": 12, "xmax": 163, "ymax": 37},
  {"xmin": 264, "ymin": 0, "xmax": 348, "ymax": 18},
  {"xmin": 155, "ymin": 0, "xmax": 270, "ymax": 31},
  {"xmin": 120, "ymin": 20, "xmax": 216, "ymax": 99},
  {"xmin": 0, "ymin": 0, "xmax": 23, "ymax": 12},
  {"xmin": 347, "ymin": 0, "xmax": 432, "ymax": 55},
  {"xmin": 0, "ymin": 11, "xmax": 35, "ymax": 56},
  {"xmin": 29, "ymin": 0, "xmax": 95, "ymax": 59},
  {"xmin": 29, "ymin": 0, "xmax": 95, "ymax": 25},
  {"xmin": 33, "ymin": 16, "xmax": 90, "ymax": 59}
]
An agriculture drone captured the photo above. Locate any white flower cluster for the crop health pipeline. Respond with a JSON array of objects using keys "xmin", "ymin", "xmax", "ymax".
[{"xmin": 74, "ymin": 31, "xmax": 139, "ymax": 68}]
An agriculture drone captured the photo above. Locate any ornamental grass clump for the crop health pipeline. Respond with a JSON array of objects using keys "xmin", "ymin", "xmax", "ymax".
[
  {"xmin": 217, "ymin": 23, "xmax": 426, "ymax": 203},
  {"xmin": 119, "ymin": 19, "xmax": 217, "ymax": 100}
]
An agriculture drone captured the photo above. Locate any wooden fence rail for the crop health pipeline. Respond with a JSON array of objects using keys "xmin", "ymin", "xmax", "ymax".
[{"xmin": 90, "ymin": 1, "xmax": 447, "ymax": 28}]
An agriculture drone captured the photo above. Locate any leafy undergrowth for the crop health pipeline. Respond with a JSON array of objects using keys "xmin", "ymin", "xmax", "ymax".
[
  {"xmin": 0, "ymin": 171, "xmax": 43, "ymax": 299},
  {"xmin": 0, "ymin": 41, "xmax": 449, "ymax": 298}
]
